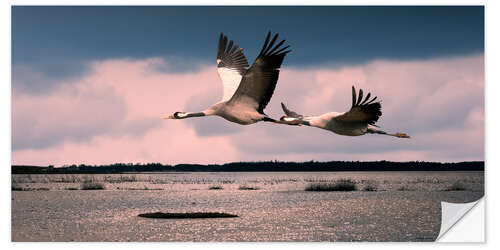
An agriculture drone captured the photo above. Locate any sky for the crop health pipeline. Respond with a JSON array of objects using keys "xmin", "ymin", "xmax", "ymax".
[{"xmin": 11, "ymin": 6, "xmax": 484, "ymax": 166}]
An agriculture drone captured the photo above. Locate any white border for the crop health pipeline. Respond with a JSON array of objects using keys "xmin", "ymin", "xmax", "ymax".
[{"xmin": 3, "ymin": 0, "xmax": 494, "ymax": 248}]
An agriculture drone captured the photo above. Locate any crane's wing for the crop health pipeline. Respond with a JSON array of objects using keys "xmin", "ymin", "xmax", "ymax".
[
  {"xmin": 280, "ymin": 102, "xmax": 304, "ymax": 119},
  {"xmin": 217, "ymin": 33, "xmax": 249, "ymax": 102},
  {"xmin": 334, "ymin": 86, "xmax": 382, "ymax": 125},
  {"xmin": 228, "ymin": 32, "xmax": 291, "ymax": 114}
]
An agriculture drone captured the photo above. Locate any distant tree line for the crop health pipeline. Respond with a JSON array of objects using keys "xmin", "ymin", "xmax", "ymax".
[{"xmin": 11, "ymin": 160, "xmax": 484, "ymax": 174}]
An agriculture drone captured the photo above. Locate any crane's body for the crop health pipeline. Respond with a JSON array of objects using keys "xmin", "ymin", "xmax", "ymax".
[
  {"xmin": 204, "ymin": 101, "xmax": 268, "ymax": 125},
  {"xmin": 300, "ymin": 113, "xmax": 372, "ymax": 136},
  {"xmin": 166, "ymin": 32, "xmax": 295, "ymax": 126},
  {"xmin": 281, "ymin": 87, "xmax": 410, "ymax": 138}
]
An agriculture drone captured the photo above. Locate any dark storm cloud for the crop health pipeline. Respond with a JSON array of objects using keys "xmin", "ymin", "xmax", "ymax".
[{"xmin": 12, "ymin": 6, "xmax": 483, "ymax": 67}]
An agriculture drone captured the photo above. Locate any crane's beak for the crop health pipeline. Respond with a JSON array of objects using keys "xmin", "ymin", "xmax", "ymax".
[{"xmin": 164, "ymin": 115, "xmax": 174, "ymax": 120}]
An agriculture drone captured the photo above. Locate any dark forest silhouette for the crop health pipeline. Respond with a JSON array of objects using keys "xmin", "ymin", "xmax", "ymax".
[{"xmin": 12, "ymin": 160, "xmax": 484, "ymax": 174}]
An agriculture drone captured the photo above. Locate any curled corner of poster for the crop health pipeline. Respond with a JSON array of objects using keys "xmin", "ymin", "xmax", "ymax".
[{"xmin": 436, "ymin": 198, "xmax": 484, "ymax": 242}]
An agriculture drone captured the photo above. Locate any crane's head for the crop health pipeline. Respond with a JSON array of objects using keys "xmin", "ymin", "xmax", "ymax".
[
  {"xmin": 279, "ymin": 116, "xmax": 302, "ymax": 126},
  {"xmin": 280, "ymin": 116, "xmax": 297, "ymax": 122},
  {"xmin": 164, "ymin": 112, "xmax": 188, "ymax": 119}
]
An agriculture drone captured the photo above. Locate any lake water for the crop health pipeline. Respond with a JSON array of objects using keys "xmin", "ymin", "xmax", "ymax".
[{"xmin": 11, "ymin": 171, "xmax": 484, "ymax": 242}]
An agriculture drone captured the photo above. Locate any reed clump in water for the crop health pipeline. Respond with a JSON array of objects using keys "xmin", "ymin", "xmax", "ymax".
[
  {"xmin": 81, "ymin": 181, "xmax": 105, "ymax": 190},
  {"xmin": 208, "ymin": 185, "xmax": 224, "ymax": 190},
  {"xmin": 12, "ymin": 185, "xmax": 50, "ymax": 191},
  {"xmin": 362, "ymin": 184, "xmax": 378, "ymax": 192},
  {"xmin": 305, "ymin": 179, "xmax": 357, "ymax": 191},
  {"xmin": 397, "ymin": 185, "xmax": 414, "ymax": 191},
  {"xmin": 443, "ymin": 181, "xmax": 468, "ymax": 191},
  {"xmin": 238, "ymin": 185, "xmax": 260, "ymax": 190}
]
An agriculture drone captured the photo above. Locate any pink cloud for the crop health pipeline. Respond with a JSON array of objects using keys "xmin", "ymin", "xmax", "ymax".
[{"xmin": 11, "ymin": 54, "xmax": 484, "ymax": 165}]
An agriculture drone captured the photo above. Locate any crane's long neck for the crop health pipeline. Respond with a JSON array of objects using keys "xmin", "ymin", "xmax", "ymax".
[
  {"xmin": 281, "ymin": 116, "xmax": 315, "ymax": 126},
  {"xmin": 167, "ymin": 107, "xmax": 218, "ymax": 120},
  {"xmin": 303, "ymin": 116, "xmax": 323, "ymax": 127},
  {"xmin": 300, "ymin": 120, "xmax": 311, "ymax": 126},
  {"xmin": 184, "ymin": 112, "xmax": 206, "ymax": 118},
  {"xmin": 184, "ymin": 107, "xmax": 217, "ymax": 118}
]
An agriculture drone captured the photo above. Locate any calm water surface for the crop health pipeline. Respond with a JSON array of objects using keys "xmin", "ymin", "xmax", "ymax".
[{"xmin": 11, "ymin": 171, "xmax": 484, "ymax": 242}]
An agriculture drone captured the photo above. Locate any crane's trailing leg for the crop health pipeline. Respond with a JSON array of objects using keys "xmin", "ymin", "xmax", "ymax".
[{"xmin": 367, "ymin": 127, "xmax": 410, "ymax": 138}]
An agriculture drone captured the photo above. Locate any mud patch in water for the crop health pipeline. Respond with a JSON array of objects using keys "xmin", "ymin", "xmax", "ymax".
[{"xmin": 138, "ymin": 212, "xmax": 238, "ymax": 219}]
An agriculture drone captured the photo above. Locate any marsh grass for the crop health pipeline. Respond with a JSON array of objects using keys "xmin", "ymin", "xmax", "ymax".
[
  {"xmin": 443, "ymin": 181, "xmax": 468, "ymax": 191},
  {"xmin": 208, "ymin": 185, "xmax": 224, "ymax": 190},
  {"xmin": 52, "ymin": 175, "xmax": 96, "ymax": 183},
  {"xmin": 303, "ymin": 178, "xmax": 336, "ymax": 183},
  {"xmin": 409, "ymin": 177, "xmax": 442, "ymax": 184},
  {"xmin": 104, "ymin": 175, "xmax": 137, "ymax": 183},
  {"xmin": 12, "ymin": 185, "xmax": 49, "ymax": 191},
  {"xmin": 397, "ymin": 185, "xmax": 414, "ymax": 191},
  {"xmin": 362, "ymin": 184, "xmax": 378, "ymax": 192},
  {"xmin": 11, "ymin": 173, "xmax": 482, "ymax": 193},
  {"xmin": 361, "ymin": 180, "xmax": 378, "ymax": 191},
  {"xmin": 138, "ymin": 212, "xmax": 238, "ymax": 219},
  {"xmin": 81, "ymin": 181, "xmax": 105, "ymax": 190},
  {"xmin": 149, "ymin": 177, "xmax": 235, "ymax": 185},
  {"xmin": 11, "ymin": 185, "xmax": 23, "ymax": 191},
  {"xmin": 118, "ymin": 186, "xmax": 163, "ymax": 190},
  {"xmin": 11, "ymin": 175, "xmax": 36, "ymax": 184},
  {"xmin": 305, "ymin": 179, "xmax": 357, "ymax": 191},
  {"xmin": 264, "ymin": 178, "xmax": 300, "ymax": 185}
]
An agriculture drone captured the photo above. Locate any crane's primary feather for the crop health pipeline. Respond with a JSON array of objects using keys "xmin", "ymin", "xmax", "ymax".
[
  {"xmin": 229, "ymin": 32, "xmax": 291, "ymax": 114},
  {"xmin": 216, "ymin": 33, "xmax": 249, "ymax": 102},
  {"xmin": 335, "ymin": 86, "xmax": 382, "ymax": 125}
]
